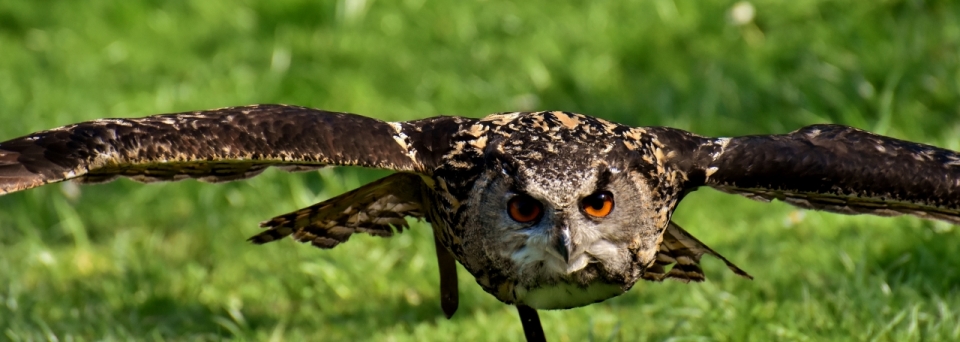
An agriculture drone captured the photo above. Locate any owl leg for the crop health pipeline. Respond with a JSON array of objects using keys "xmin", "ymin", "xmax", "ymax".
[
  {"xmin": 434, "ymin": 233, "xmax": 459, "ymax": 319},
  {"xmin": 517, "ymin": 305, "xmax": 546, "ymax": 342}
]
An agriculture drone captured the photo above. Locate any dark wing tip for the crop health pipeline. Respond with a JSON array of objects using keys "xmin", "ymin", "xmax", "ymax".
[
  {"xmin": 247, "ymin": 223, "xmax": 347, "ymax": 249},
  {"xmin": 0, "ymin": 149, "xmax": 48, "ymax": 195},
  {"xmin": 247, "ymin": 229, "xmax": 290, "ymax": 245},
  {"xmin": 720, "ymin": 258, "xmax": 754, "ymax": 280}
]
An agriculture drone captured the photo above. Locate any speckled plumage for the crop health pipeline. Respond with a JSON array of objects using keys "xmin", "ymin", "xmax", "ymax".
[{"xmin": 1, "ymin": 104, "xmax": 958, "ymax": 341}]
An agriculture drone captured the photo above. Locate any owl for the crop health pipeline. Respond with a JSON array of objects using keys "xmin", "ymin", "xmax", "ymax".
[{"xmin": 2, "ymin": 104, "xmax": 958, "ymax": 341}]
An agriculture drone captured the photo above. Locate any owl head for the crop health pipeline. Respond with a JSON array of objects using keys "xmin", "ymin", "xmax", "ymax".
[{"xmin": 456, "ymin": 112, "xmax": 676, "ymax": 309}]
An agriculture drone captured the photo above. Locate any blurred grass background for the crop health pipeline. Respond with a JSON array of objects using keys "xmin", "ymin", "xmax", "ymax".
[{"xmin": 1, "ymin": 0, "xmax": 959, "ymax": 341}]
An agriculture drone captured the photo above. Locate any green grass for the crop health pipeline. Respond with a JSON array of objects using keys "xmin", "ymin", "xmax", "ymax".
[{"xmin": 1, "ymin": 0, "xmax": 959, "ymax": 340}]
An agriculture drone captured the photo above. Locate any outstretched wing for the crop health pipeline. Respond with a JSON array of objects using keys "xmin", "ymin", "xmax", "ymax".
[
  {"xmin": 649, "ymin": 124, "xmax": 960, "ymax": 224},
  {"xmin": 642, "ymin": 222, "xmax": 752, "ymax": 282},
  {"xmin": 0, "ymin": 104, "xmax": 471, "ymax": 194}
]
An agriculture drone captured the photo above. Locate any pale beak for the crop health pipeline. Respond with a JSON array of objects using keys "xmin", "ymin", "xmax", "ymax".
[{"xmin": 553, "ymin": 225, "xmax": 573, "ymax": 264}]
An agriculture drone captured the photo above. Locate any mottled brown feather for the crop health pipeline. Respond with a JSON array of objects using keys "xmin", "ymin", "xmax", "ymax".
[
  {"xmin": 641, "ymin": 222, "xmax": 752, "ymax": 282},
  {"xmin": 250, "ymin": 172, "xmax": 427, "ymax": 248},
  {"xmin": 648, "ymin": 125, "xmax": 960, "ymax": 225},
  {"xmin": 0, "ymin": 105, "xmax": 468, "ymax": 195}
]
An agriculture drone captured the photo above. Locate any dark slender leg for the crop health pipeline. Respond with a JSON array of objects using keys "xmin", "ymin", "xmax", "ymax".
[
  {"xmin": 434, "ymin": 234, "xmax": 459, "ymax": 319},
  {"xmin": 517, "ymin": 305, "xmax": 546, "ymax": 342}
]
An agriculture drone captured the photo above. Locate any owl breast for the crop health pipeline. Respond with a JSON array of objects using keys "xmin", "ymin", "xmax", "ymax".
[
  {"xmin": 506, "ymin": 238, "xmax": 640, "ymax": 309},
  {"xmin": 515, "ymin": 281, "xmax": 626, "ymax": 310}
]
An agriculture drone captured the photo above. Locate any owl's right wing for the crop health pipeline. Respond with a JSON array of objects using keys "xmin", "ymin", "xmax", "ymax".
[
  {"xmin": 249, "ymin": 172, "xmax": 428, "ymax": 248},
  {"xmin": 648, "ymin": 125, "xmax": 960, "ymax": 225},
  {"xmin": 248, "ymin": 170, "xmax": 461, "ymax": 318},
  {"xmin": 0, "ymin": 104, "xmax": 473, "ymax": 195}
]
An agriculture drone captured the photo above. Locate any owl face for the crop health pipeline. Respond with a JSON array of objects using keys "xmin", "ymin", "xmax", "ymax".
[{"xmin": 459, "ymin": 138, "xmax": 667, "ymax": 309}]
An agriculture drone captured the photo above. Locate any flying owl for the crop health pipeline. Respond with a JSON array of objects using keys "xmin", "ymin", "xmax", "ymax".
[{"xmin": 1, "ymin": 104, "xmax": 958, "ymax": 341}]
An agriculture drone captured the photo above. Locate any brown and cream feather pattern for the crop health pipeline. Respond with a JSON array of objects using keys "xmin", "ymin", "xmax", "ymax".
[
  {"xmin": 0, "ymin": 104, "xmax": 458, "ymax": 193},
  {"xmin": 647, "ymin": 125, "xmax": 960, "ymax": 224},
  {"xmin": 249, "ymin": 172, "xmax": 429, "ymax": 249}
]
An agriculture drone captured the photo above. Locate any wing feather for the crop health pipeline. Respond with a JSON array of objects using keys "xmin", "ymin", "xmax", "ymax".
[
  {"xmin": 649, "ymin": 124, "xmax": 960, "ymax": 225},
  {"xmin": 641, "ymin": 222, "xmax": 751, "ymax": 282},
  {"xmin": 249, "ymin": 172, "xmax": 426, "ymax": 249},
  {"xmin": 0, "ymin": 104, "xmax": 469, "ymax": 195}
]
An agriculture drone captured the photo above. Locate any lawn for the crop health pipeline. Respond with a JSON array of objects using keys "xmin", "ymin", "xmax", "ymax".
[{"xmin": 1, "ymin": 0, "xmax": 959, "ymax": 341}]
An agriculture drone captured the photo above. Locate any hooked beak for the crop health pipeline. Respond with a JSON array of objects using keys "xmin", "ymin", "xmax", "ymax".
[{"xmin": 553, "ymin": 225, "xmax": 574, "ymax": 264}]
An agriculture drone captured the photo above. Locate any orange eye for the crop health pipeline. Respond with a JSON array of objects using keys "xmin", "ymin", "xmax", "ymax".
[
  {"xmin": 507, "ymin": 195, "xmax": 543, "ymax": 223},
  {"xmin": 581, "ymin": 191, "xmax": 614, "ymax": 218}
]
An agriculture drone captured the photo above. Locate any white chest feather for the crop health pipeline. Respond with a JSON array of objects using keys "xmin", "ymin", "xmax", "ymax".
[
  {"xmin": 506, "ymin": 233, "xmax": 627, "ymax": 309},
  {"xmin": 515, "ymin": 282, "xmax": 625, "ymax": 310}
]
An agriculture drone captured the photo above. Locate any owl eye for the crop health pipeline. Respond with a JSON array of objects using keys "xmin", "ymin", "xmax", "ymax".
[
  {"xmin": 581, "ymin": 191, "xmax": 614, "ymax": 218},
  {"xmin": 507, "ymin": 194, "xmax": 543, "ymax": 223}
]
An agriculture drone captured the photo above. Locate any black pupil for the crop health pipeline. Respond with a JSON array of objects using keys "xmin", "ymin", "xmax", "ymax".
[
  {"xmin": 584, "ymin": 192, "xmax": 608, "ymax": 210},
  {"xmin": 514, "ymin": 197, "xmax": 538, "ymax": 216}
]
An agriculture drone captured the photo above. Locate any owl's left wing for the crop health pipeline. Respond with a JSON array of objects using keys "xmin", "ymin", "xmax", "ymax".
[
  {"xmin": 642, "ymin": 222, "xmax": 752, "ymax": 282},
  {"xmin": 0, "ymin": 104, "xmax": 471, "ymax": 194},
  {"xmin": 649, "ymin": 124, "xmax": 960, "ymax": 224}
]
